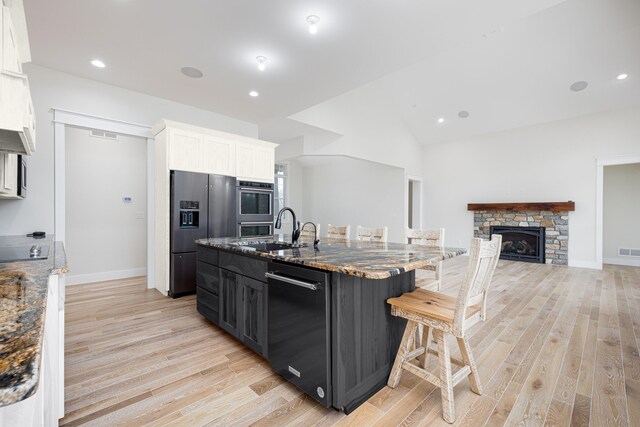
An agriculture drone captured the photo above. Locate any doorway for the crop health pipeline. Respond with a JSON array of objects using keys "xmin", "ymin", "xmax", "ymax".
[
  {"xmin": 407, "ymin": 177, "xmax": 422, "ymax": 229},
  {"xmin": 64, "ymin": 126, "xmax": 148, "ymax": 285},
  {"xmin": 596, "ymin": 153, "xmax": 640, "ymax": 269},
  {"xmin": 603, "ymin": 162, "xmax": 640, "ymax": 267}
]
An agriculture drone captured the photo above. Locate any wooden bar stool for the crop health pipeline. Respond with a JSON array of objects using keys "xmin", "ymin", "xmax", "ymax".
[
  {"xmin": 405, "ymin": 227, "xmax": 445, "ymax": 290},
  {"xmin": 355, "ymin": 225, "xmax": 388, "ymax": 242},
  {"xmin": 326, "ymin": 224, "xmax": 351, "ymax": 240},
  {"xmin": 387, "ymin": 235, "xmax": 502, "ymax": 423}
]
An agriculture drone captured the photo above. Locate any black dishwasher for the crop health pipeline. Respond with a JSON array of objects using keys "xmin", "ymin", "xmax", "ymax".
[{"xmin": 266, "ymin": 262, "xmax": 331, "ymax": 407}]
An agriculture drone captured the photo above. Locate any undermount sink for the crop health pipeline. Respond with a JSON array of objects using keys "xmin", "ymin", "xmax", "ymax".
[{"xmin": 235, "ymin": 241, "xmax": 307, "ymax": 252}]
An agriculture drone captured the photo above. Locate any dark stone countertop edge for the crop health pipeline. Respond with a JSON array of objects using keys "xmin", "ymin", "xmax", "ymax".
[
  {"xmin": 196, "ymin": 235, "xmax": 466, "ymax": 280},
  {"xmin": 0, "ymin": 236, "xmax": 67, "ymax": 408}
]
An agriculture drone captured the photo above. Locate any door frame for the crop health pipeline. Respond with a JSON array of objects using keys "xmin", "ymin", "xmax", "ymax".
[
  {"xmin": 53, "ymin": 109, "xmax": 156, "ymax": 288},
  {"xmin": 595, "ymin": 153, "xmax": 640, "ymax": 270},
  {"xmin": 405, "ymin": 175, "xmax": 423, "ymax": 230}
]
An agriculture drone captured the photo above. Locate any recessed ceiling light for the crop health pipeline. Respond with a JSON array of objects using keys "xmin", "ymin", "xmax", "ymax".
[
  {"xmin": 458, "ymin": 110, "xmax": 470, "ymax": 118},
  {"xmin": 307, "ymin": 15, "xmax": 320, "ymax": 34},
  {"xmin": 249, "ymin": 90, "xmax": 259, "ymax": 97},
  {"xmin": 181, "ymin": 66, "xmax": 203, "ymax": 78},
  {"xmin": 569, "ymin": 81, "xmax": 588, "ymax": 92},
  {"xmin": 437, "ymin": 117, "xmax": 445, "ymax": 124},
  {"xmin": 617, "ymin": 73, "xmax": 628, "ymax": 80},
  {"xmin": 256, "ymin": 56, "xmax": 267, "ymax": 72},
  {"xmin": 91, "ymin": 59, "xmax": 106, "ymax": 68}
]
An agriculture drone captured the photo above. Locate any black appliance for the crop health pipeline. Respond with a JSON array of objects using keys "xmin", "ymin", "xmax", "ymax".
[
  {"xmin": 17, "ymin": 155, "xmax": 26, "ymax": 197},
  {"xmin": 267, "ymin": 262, "xmax": 331, "ymax": 407},
  {"xmin": 237, "ymin": 221, "xmax": 274, "ymax": 238},
  {"xmin": 170, "ymin": 171, "xmax": 236, "ymax": 297},
  {"xmin": 236, "ymin": 180, "xmax": 274, "ymax": 224}
]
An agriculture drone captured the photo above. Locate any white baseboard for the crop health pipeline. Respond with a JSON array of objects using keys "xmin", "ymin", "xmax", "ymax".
[
  {"xmin": 603, "ymin": 257, "xmax": 640, "ymax": 267},
  {"xmin": 66, "ymin": 268, "xmax": 147, "ymax": 286},
  {"xmin": 568, "ymin": 260, "xmax": 600, "ymax": 270}
]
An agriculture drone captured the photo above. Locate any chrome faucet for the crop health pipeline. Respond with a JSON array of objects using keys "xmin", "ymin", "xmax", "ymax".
[
  {"xmin": 275, "ymin": 207, "xmax": 300, "ymax": 246},
  {"xmin": 301, "ymin": 222, "xmax": 320, "ymax": 249}
]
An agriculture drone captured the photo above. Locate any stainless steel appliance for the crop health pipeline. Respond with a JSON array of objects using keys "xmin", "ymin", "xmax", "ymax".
[
  {"xmin": 236, "ymin": 180, "xmax": 274, "ymax": 223},
  {"xmin": 238, "ymin": 221, "xmax": 274, "ymax": 238},
  {"xmin": 267, "ymin": 262, "xmax": 331, "ymax": 407},
  {"xmin": 170, "ymin": 171, "xmax": 236, "ymax": 297},
  {"xmin": 0, "ymin": 244, "xmax": 49, "ymax": 263}
]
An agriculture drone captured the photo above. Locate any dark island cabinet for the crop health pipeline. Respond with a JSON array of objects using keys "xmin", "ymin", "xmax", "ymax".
[
  {"xmin": 240, "ymin": 276, "xmax": 266, "ymax": 356},
  {"xmin": 196, "ymin": 260, "xmax": 220, "ymax": 324},
  {"xmin": 196, "ymin": 245, "xmax": 267, "ymax": 357},
  {"xmin": 219, "ymin": 268, "xmax": 241, "ymax": 337}
]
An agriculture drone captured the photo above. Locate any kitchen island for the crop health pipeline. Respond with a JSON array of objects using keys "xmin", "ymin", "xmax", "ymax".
[{"xmin": 195, "ymin": 235, "xmax": 465, "ymax": 413}]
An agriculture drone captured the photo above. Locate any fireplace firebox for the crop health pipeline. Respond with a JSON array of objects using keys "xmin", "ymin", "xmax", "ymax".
[{"xmin": 490, "ymin": 226, "xmax": 545, "ymax": 264}]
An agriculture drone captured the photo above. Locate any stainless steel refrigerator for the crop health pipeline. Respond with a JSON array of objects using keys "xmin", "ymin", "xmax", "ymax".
[{"xmin": 170, "ymin": 171, "xmax": 236, "ymax": 297}]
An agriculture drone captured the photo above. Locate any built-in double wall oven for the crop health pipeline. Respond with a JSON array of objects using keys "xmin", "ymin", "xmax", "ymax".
[{"xmin": 236, "ymin": 180, "xmax": 274, "ymax": 238}]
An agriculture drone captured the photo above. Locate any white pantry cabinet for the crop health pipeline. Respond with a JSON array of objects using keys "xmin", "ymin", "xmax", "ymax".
[
  {"xmin": 0, "ymin": 4, "xmax": 35, "ymax": 155},
  {"xmin": 152, "ymin": 119, "xmax": 277, "ymax": 296}
]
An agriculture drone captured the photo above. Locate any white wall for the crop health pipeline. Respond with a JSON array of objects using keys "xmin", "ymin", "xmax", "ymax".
[
  {"xmin": 0, "ymin": 64, "xmax": 258, "ymax": 236},
  {"xmin": 65, "ymin": 127, "xmax": 147, "ymax": 284},
  {"xmin": 603, "ymin": 163, "xmax": 640, "ymax": 266},
  {"xmin": 422, "ymin": 106, "xmax": 640, "ymax": 268},
  {"xmin": 289, "ymin": 83, "xmax": 423, "ymax": 177},
  {"xmin": 291, "ymin": 156, "xmax": 405, "ymax": 243}
]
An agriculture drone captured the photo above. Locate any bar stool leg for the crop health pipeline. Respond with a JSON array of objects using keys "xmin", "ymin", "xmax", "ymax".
[
  {"xmin": 457, "ymin": 337, "xmax": 482, "ymax": 395},
  {"xmin": 435, "ymin": 329, "xmax": 455, "ymax": 423},
  {"xmin": 419, "ymin": 325, "xmax": 431, "ymax": 368},
  {"xmin": 388, "ymin": 321, "xmax": 418, "ymax": 388}
]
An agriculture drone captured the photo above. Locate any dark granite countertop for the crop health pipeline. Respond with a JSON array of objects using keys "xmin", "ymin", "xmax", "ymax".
[
  {"xmin": 0, "ymin": 235, "xmax": 68, "ymax": 407},
  {"xmin": 196, "ymin": 234, "xmax": 466, "ymax": 279}
]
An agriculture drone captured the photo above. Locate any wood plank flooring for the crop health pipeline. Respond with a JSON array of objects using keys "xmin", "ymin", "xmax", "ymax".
[{"xmin": 61, "ymin": 259, "xmax": 640, "ymax": 426}]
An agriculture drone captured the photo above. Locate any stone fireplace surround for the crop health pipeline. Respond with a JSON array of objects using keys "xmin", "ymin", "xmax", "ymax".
[{"xmin": 468, "ymin": 202, "xmax": 575, "ymax": 266}]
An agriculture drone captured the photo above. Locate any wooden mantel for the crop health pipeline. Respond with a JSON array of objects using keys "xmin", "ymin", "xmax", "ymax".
[{"xmin": 467, "ymin": 201, "xmax": 575, "ymax": 212}]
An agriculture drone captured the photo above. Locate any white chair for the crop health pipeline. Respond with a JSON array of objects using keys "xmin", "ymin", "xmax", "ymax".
[
  {"xmin": 326, "ymin": 224, "xmax": 351, "ymax": 240},
  {"xmin": 387, "ymin": 235, "xmax": 502, "ymax": 423},
  {"xmin": 405, "ymin": 227, "xmax": 445, "ymax": 290},
  {"xmin": 355, "ymin": 225, "xmax": 388, "ymax": 242}
]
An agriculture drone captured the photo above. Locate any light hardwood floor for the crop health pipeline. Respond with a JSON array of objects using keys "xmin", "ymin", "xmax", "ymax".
[{"xmin": 62, "ymin": 259, "xmax": 640, "ymax": 426}]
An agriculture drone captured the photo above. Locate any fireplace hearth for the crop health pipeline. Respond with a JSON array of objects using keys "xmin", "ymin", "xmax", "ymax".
[{"xmin": 490, "ymin": 226, "xmax": 545, "ymax": 264}]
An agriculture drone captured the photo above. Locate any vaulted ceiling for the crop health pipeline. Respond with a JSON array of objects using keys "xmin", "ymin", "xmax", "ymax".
[{"xmin": 23, "ymin": 0, "xmax": 640, "ymax": 144}]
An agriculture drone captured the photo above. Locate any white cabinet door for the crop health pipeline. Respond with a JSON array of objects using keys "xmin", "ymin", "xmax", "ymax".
[
  {"xmin": 0, "ymin": 6, "xmax": 34, "ymax": 155},
  {"xmin": 235, "ymin": 142, "xmax": 274, "ymax": 182},
  {"xmin": 0, "ymin": 152, "xmax": 17, "ymax": 196},
  {"xmin": 168, "ymin": 128, "xmax": 203, "ymax": 172},
  {"xmin": 202, "ymin": 136, "xmax": 235, "ymax": 176},
  {"xmin": 235, "ymin": 142, "xmax": 256, "ymax": 179},
  {"xmin": 1, "ymin": 6, "xmax": 22, "ymax": 74},
  {"xmin": 254, "ymin": 147, "xmax": 274, "ymax": 182}
]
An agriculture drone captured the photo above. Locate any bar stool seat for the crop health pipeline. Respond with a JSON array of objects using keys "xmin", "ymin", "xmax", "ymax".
[{"xmin": 388, "ymin": 289, "xmax": 481, "ymax": 326}]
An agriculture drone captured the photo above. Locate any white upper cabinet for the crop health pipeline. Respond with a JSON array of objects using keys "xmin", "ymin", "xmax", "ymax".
[
  {"xmin": 235, "ymin": 142, "xmax": 274, "ymax": 182},
  {"xmin": 154, "ymin": 120, "xmax": 277, "ymax": 183},
  {"xmin": 202, "ymin": 135, "xmax": 236, "ymax": 177},
  {"xmin": 168, "ymin": 128, "xmax": 203, "ymax": 172},
  {"xmin": 0, "ymin": 4, "xmax": 35, "ymax": 155}
]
